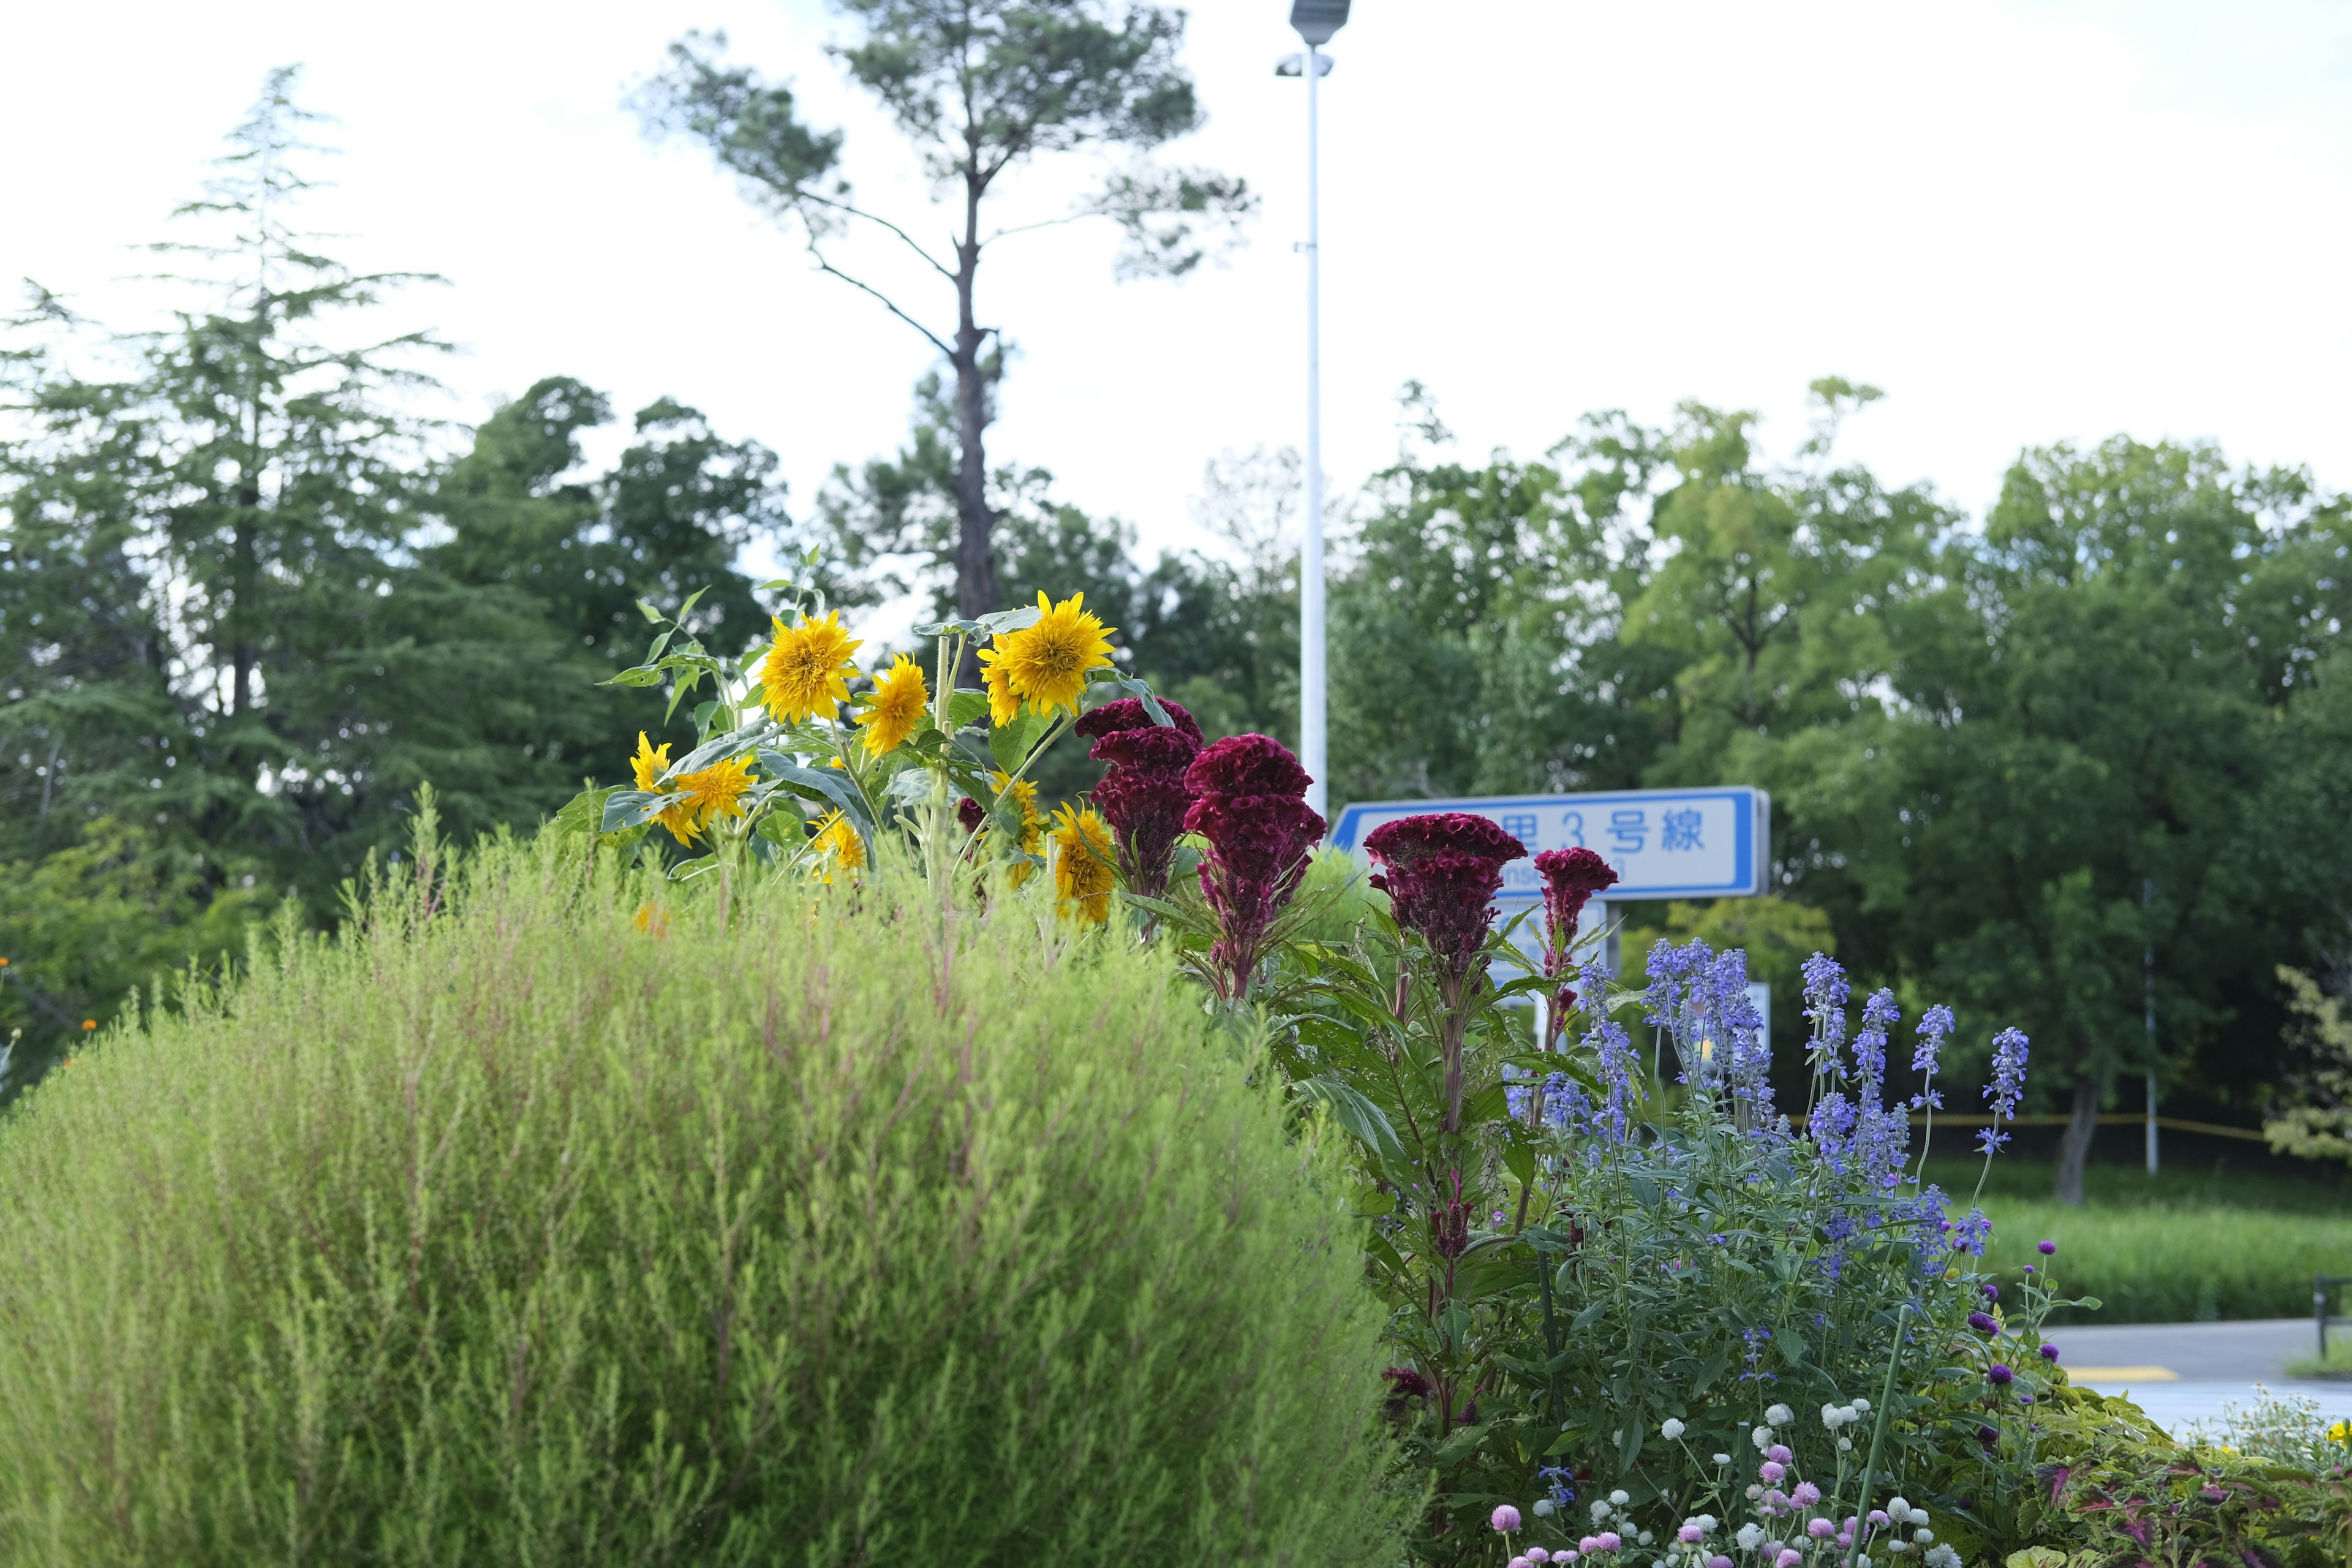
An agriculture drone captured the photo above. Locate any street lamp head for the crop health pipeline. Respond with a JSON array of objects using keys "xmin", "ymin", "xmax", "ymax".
[{"xmin": 1289, "ymin": 0, "xmax": 1351, "ymax": 47}]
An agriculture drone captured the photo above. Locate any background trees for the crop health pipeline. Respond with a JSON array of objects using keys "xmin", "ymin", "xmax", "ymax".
[{"xmin": 639, "ymin": 0, "xmax": 1251, "ymax": 620}]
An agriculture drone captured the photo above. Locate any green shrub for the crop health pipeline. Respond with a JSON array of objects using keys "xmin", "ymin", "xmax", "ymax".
[{"xmin": 0, "ymin": 827, "xmax": 1403, "ymax": 1566}]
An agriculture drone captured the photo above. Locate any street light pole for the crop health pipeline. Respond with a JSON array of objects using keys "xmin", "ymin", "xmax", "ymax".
[{"xmin": 1287, "ymin": 1, "xmax": 1349, "ymax": 818}]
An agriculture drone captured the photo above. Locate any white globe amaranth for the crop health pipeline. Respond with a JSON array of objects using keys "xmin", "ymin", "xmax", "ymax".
[
  {"xmin": 1764, "ymin": 1403, "xmax": 1794, "ymax": 1427},
  {"xmin": 1660, "ymin": 1417, "xmax": 1686, "ymax": 1440}
]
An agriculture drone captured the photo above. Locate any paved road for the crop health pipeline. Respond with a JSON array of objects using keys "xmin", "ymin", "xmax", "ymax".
[{"xmin": 2033, "ymin": 1317, "xmax": 2352, "ymax": 1436}]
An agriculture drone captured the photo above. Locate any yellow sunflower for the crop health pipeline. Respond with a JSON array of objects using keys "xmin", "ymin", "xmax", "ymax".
[
  {"xmin": 760, "ymin": 610, "xmax": 862, "ymax": 724},
  {"xmin": 976, "ymin": 644, "xmax": 1021, "ymax": 726},
  {"xmin": 986, "ymin": 769, "xmax": 1043, "ymax": 887},
  {"xmin": 858, "ymin": 654, "xmax": 930, "ymax": 756},
  {"xmin": 986, "ymin": 592, "xmax": 1116, "ymax": 719},
  {"xmin": 677, "ymin": 753, "xmax": 756, "ymax": 832},
  {"xmin": 809, "ymin": 810, "xmax": 865, "ymax": 883},
  {"xmin": 1050, "ymin": 804, "xmax": 1116, "ymax": 924},
  {"xmin": 631, "ymin": 731, "xmax": 701, "ymax": 845}
]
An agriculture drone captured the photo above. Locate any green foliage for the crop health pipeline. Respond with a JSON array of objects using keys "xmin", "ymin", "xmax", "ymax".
[
  {"xmin": 1972, "ymin": 1197, "xmax": 2352, "ymax": 1324},
  {"xmin": 2266, "ymin": 965, "xmax": 2352, "ymax": 1167},
  {"xmin": 0, "ymin": 832, "xmax": 1406, "ymax": 1565},
  {"xmin": 0, "ymin": 816, "xmax": 265, "ymax": 1080}
]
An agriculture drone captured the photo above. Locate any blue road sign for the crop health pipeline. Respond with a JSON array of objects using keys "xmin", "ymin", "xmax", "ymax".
[{"xmin": 1326, "ymin": 786, "xmax": 1770, "ymax": 903}]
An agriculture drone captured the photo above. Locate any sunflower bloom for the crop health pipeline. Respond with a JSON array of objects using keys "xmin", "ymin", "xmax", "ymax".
[
  {"xmin": 859, "ymin": 654, "xmax": 930, "ymax": 756},
  {"xmin": 760, "ymin": 610, "xmax": 862, "ymax": 724},
  {"xmin": 976, "ymin": 645, "xmax": 1022, "ymax": 726},
  {"xmin": 631, "ymin": 731, "xmax": 701, "ymax": 845},
  {"xmin": 677, "ymin": 753, "xmax": 756, "ymax": 832},
  {"xmin": 809, "ymin": 810, "xmax": 865, "ymax": 883},
  {"xmin": 986, "ymin": 769, "xmax": 1043, "ymax": 887},
  {"xmin": 987, "ymin": 592, "xmax": 1115, "ymax": 719},
  {"xmin": 1050, "ymin": 804, "xmax": 1117, "ymax": 924}
]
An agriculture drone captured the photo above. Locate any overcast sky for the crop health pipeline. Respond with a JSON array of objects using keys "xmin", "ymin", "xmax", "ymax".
[{"xmin": 7, "ymin": 1, "xmax": 2350, "ymax": 574}]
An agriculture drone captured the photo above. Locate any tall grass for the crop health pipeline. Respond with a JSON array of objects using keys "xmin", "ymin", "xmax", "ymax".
[
  {"xmin": 1923, "ymin": 1157, "xmax": 2352, "ymax": 1323},
  {"xmin": 0, "ymin": 826, "xmax": 1406, "ymax": 1566}
]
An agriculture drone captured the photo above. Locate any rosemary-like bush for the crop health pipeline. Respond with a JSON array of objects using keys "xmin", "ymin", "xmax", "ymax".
[{"xmin": 0, "ymin": 818, "xmax": 1403, "ymax": 1566}]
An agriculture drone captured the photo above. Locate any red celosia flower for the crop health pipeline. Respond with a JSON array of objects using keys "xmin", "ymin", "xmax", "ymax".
[
  {"xmin": 1533, "ymin": 846, "xmax": 1616, "ymax": 954},
  {"xmin": 1074, "ymin": 695, "xmax": 1202, "ymax": 745},
  {"xmin": 1181, "ymin": 734, "xmax": 1324, "ymax": 1001},
  {"xmin": 956, "ymin": 796, "xmax": 986, "ymax": 834},
  {"xmin": 1079, "ymin": 698, "xmax": 1202, "ymax": 898},
  {"xmin": 1363, "ymin": 812, "xmax": 1528, "ymax": 976}
]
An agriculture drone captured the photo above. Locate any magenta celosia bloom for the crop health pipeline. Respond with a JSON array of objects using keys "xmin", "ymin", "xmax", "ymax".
[
  {"xmin": 1363, "ymin": 812, "xmax": 1529, "ymax": 976},
  {"xmin": 1180, "ymin": 733, "xmax": 1324, "ymax": 1001},
  {"xmin": 1078, "ymin": 698, "xmax": 1202, "ymax": 898}
]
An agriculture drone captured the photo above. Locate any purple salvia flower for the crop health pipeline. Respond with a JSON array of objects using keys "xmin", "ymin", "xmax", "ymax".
[
  {"xmin": 1853, "ymin": 988, "xmax": 1899, "ymax": 1099},
  {"xmin": 1915, "ymin": 1003, "xmax": 1954, "ymax": 1074},
  {"xmin": 1812, "ymin": 1091, "xmax": 1857, "ymax": 1172},
  {"xmin": 1978, "ymin": 1025, "xmax": 2030, "ymax": 1153},
  {"xmin": 1801, "ymin": 951, "xmax": 1850, "ymax": 1079},
  {"xmin": 1952, "ymin": 1206, "xmax": 1992, "ymax": 1256},
  {"xmin": 1590, "ymin": 1016, "xmax": 1636, "ymax": 1144}
]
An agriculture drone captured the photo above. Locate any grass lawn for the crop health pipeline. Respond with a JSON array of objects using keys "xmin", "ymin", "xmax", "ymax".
[{"xmin": 1917, "ymin": 1153, "xmax": 2352, "ymax": 1324}]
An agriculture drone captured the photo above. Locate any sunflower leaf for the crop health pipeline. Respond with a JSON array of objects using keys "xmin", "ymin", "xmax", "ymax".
[
  {"xmin": 974, "ymin": 605, "xmax": 1042, "ymax": 636},
  {"xmin": 989, "ymin": 713, "xmax": 1044, "ymax": 772},
  {"xmin": 946, "ymin": 690, "xmax": 993, "ymax": 728},
  {"xmin": 755, "ymin": 750, "xmax": 875, "ymax": 850},
  {"xmin": 912, "ymin": 617, "xmax": 984, "ymax": 638},
  {"xmin": 667, "ymin": 719, "xmax": 773, "ymax": 780},
  {"xmin": 600, "ymin": 790, "xmax": 675, "ymax": 832}
]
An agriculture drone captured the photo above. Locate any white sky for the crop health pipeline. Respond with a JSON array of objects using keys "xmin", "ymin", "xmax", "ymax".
[{"xmin": 6, "ymin": 1, "xmax": 2350, "ymax": 575}]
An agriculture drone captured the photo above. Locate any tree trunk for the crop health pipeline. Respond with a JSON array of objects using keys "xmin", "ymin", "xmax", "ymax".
[
  {"xmin": 2054, "ymin": 1071, "xmax": 2103, "ymax": 1206},
  {"xmin": 950, "ymin": 172, "xmax": 997, "ymax": 624}
]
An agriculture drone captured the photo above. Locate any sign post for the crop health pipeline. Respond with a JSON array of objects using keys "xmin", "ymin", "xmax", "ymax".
[{"xmin": 1326, "ymin": 786, "xmax": 1772, "ymax": 976}]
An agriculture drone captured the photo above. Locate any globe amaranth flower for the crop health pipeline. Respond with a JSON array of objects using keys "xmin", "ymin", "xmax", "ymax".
[
  {"xmin": 2037, "ymin": 1238, "xmax": 2056, "ymax": 1255},
  {"xmin": 1181, "ymin": 734, "xmax": 1324, "ymax": 1000},
  {"xmin": 1364, "ymin": 812, "xmax": 1529, "ymax": 976},
  {"xmin": 761, "ymin": 610, "xmax": 862, "ymax": 723},
  {"xmin": 2038, "ymin": 1343, "xmax": 2060, "ymax": 1362},
  {"xmin": 1987, "ymin": 1363, "xmax": 2014, "ymax": 1387},
  {"xmin": 856, "ymin": 653, "xmax": 930, "ymax": 755},
  {"xmin": 1491, "ymin": 1504, "xmax": 1523, "ymax": 1533},
  {"xmin": 978, "ymin": 591, "xmax": 1116, "ymax": 720},
  {"xmin": 1076, "ymin": 696, "xmax": 1201, "ymax": 898},
  {"xmin": 1967, "ymin": 1311, "xmax": 1999, "ymax": 1335},
  {"xmin": 1049, "ymin": 803, "xmax": 1116, "ymax": 924}
]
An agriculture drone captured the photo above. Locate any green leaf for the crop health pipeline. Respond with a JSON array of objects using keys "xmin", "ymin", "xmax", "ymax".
[
  {"xmin": 669, "ymin": 718, "xmax": 772, "ymax": 779},
  {"xmin": 636, "ymin": 598, "xmax": 663, "ymax": 625},
  {"xmin": 947, "ymin": 689, "xmax": 993, "ymax": 728},
  {"xmin": 601, "ymin": 790, "xmax": 673, "ymax": 832},
  {"xmin": 989, "ymin": 712, "xmax": 1044, "ymax": 773},
  {"xmin": 913, "ymin": 617, "xmax": 984, "ymax": 638},
  {"xmin": 754, "ymin": 750, "xmax": 875, "ymax": 850},
  {"xmin": 677, "ymin": 586, "xmax": 709, "ymax": 619},
  {"xmin": 1293, "ymin": 1075, "xmax": 1408, "ymax": 1166},
  {"xmin": 598, "ymin": 665, "xmax": 666, "ymax": 688},
  {"xmin": 974, "ymin": 605, "xmax": 1042, "ymax": 636}
]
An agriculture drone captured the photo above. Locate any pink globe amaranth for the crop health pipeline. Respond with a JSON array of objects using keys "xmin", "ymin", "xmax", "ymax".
[
  {"xmin": 1792, "ymin": 1481, "xmax": 1821, "ymax": 1507},
  {"xmin": 1678, "ymin": 1525, "xmax": 1705, "ymax": 1544},
  {"xmin": 1580, "ymin": 1537, "xmax": 1599, "ymax": 1555},
  {"xmin": 1709, "ymin": 1557, "xmax": 1734, "ymax": 1568},
  {"xmin": 1776, "ymin": 1551, "xmax": 1803, "ymax": 1568},
  {"xmin": 1758, "ymin": 1461, "xmax": 1785, "ymax": 1483},
  {"xmin": 1491, "ymin": 1503, "xmax": 1523, "ymax": 1533},
  {"xmin": 1526, "ymin": 1550, "xmax": 1551, "ymax": 1564},
  {"xmin": 1595, "ymin": 1531, "xmax": 1621, "ymax": 1551},
  {"xmin": 1511, "ymin": 1558, "xmax": 1532, "ymax": 1568},
  {"xmin": 1364, "ymin": 812, "xmax": 1529, "ymax": 975},
  {"xmin": 1807, "ymin": 1518, "xmax": 1836, "ymax": 1540},
  {"xmin": 1766, "ymin": 1443, "xmax": 1792, "ymax": 1464}
]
